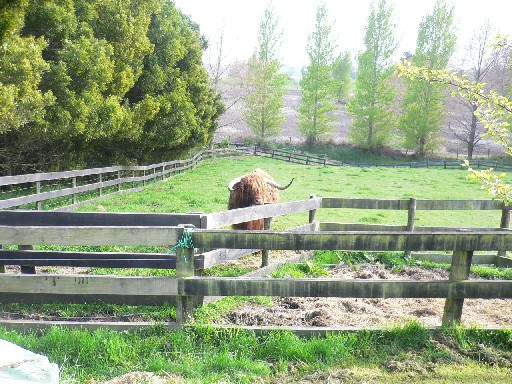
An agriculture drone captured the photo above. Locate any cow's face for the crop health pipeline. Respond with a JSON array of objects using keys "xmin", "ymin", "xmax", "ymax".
[
  {"xmin": 228, "ymin": 169, "xmax": 292, "ymax": 212},
  {"xmin": 238, "ymin": 176, "xmax": 266, "ymax": 207}
]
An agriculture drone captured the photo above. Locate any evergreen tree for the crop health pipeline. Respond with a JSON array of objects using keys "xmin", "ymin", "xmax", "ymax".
[
  {"xmin": 399, "ymin": 0, "xmax": 456, "ymax": 158},
  {"xmin": 0, "ymin": 0, "xmax": 55, "ymax": 173},
  {"xmin": 0, "ymin": 0, "xmax": 52, "ymax": 135},
  {"xmin": 298, "ymin": 2, "xmax": 337, "ymax": 146},
  {"xmin": 0, "ymin": 0, "xmax": 224, "ymax": 172},
  {"xmin": 245, "ymin": 3, "xmax": 286, "ymax": 144},
  {"xmin": 347, "ymin": 0, "xmax": 397, "ymax": 151}
]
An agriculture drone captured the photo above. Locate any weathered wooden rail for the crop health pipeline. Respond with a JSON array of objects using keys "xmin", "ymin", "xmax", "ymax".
[
  {"xmin": 0, "ymin": 227, "xmax": 511, "ymax": 327},
  {"xmin": 1, "ymin": 196, "xmax": 512, "ymax": 332}
]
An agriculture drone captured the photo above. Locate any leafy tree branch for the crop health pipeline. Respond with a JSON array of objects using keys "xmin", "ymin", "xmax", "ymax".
[{"xmin": 396, "ymin": 35, "xmax": 512, "ymax": 203}]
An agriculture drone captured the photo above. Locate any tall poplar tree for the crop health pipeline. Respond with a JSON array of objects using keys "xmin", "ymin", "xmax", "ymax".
[
  {"xmin": 298, "ymin": 2, "xmax": 337, "ymax": 146},
  {"xmin": 399, "ymin": 0, "xmax": 456, "ymax": 158},
  {"xmin": 347, "ymin": 0, "xmax": 397, "ymax": 151},
  {"xmin": 332, "ymin": 51, "xmax": 353, "ymax": 102},
  {"xmin": 245, "ymin": 3, "xmax": 286, "ymax": 144}
]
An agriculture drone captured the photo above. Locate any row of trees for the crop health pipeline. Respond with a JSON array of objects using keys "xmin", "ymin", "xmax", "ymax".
[
  {"xmin": 242, "ymin": 0, "xmax": 512, "ymax": 159},
  {"xmin": 244, "ymin": 2, "xmax": 352, "ymax": 147},
  {"xmin": 0, "ymin": 0, "xmax": 223, "ymax": 174}
]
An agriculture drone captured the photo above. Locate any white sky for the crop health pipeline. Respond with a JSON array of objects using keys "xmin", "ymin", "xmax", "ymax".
[{"xmin": 173, "ymin": 0, "xmax": 512, "ymax": 69}]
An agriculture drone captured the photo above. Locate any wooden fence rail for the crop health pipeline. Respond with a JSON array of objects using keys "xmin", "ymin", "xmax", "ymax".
[
  {"xmin": 2, "ymin": 196, "xmax": 512, "ymax": 331},
  {"xmin": 0, "ymin": 148, "xmax": 249, "ymax": 210},
  {"xmin": 0, "ymin": 227, "xmax": 511, "ymax": 327}
]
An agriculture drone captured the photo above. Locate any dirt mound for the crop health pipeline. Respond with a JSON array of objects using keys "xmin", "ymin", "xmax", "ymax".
[{"xmin": 220, "ymin": 264, "xmax": 512, "ymax": 328}]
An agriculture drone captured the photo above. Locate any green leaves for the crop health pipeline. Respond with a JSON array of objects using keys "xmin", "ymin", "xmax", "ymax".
[
  {"xmin": 0, "ymin": 31, "xmax": 53, "ymax": 134},
  {"xmin": 347, "ymin": 0, "xmax": 397, "ymax": 151},
  {"xmin": 244, "ymin": 4, "xmax": 286, "ymax": 143},
  {"xmin": 0, "ymin": 0, "xmax": 223, "ymax": 171},
  {"xmin": 298, "ymin": 2, "xmax": 338, "ymax": 146}
]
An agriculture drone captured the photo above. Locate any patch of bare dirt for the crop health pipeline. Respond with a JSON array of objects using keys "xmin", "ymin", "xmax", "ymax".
[
  {"xmin": 220, "ymin": 263, "xmax": 512, "ymax": 328},
  {"xmin": 94, "ymin": 371, "xmax": 183, "ymax": 384},
  {"xmin": 4, "ymin": 265, "xmax": 92, "ymax": 275}
]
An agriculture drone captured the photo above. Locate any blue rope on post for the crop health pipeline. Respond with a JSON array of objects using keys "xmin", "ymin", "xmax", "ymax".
[{"xmin": 167, "ymin": 228, "xmax": 194, "ymax": 261}]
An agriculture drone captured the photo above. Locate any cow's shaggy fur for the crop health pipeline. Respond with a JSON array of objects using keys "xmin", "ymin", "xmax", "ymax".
[{"xmin": 228, "ymin": 169, "xmax": 281, "ymax": 230}]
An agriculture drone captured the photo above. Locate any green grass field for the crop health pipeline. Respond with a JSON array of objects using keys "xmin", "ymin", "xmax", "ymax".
[
  {"xmin": 3, "ymin": 156, "xmax": 512, "ymax": 383},
  {"xmin": 79, "ymin": 155, "xmax": 506, "ymax": 230}
]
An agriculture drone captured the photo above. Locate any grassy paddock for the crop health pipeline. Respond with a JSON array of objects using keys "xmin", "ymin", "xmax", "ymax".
[{"xmin": 80, "ymin": 156, "xmax": 508, "ymax": 230}]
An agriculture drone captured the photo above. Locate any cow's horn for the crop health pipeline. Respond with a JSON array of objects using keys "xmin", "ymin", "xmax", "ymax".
[
  {"xmin": 228, "ymin": 176, "xmax": 243, "ymax": 191},
  {"xmin": 265, "ymin": 178, "xmax": 294, "ymax": 190}
]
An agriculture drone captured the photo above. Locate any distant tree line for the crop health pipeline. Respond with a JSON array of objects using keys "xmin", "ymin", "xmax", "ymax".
[
  {"xmin": 0, "ymin": 0, "xmax": 224, "ymax": 175},
  {"xmin": 240, "ymin": 0, "xmax": 512, "ymax": 159}
]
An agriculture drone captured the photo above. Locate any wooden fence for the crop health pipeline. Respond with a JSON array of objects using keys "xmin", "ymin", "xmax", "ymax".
[
  {"xmin": 2, "ymin": 144, "xmax": 510, "ymax": 212},
  {"xmin": 1, "ymin": 196, "xmax": 512, "ymax": 332},
  {"xmin": 0, "ymin": 147, "xmax": 250, "ymax": 211},
  {"xmin": 249, "ymin": 145, "xmax": 512, "ymax": 170}
]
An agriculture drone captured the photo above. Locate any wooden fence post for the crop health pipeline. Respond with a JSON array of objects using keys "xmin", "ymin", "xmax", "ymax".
[
  {"xmin": 405, "ymin": 198, "xmax": 416, "ymax": 257},
  {"xmin": 99, "ymin": 173, "xmax": 103, "ymax": 197},
  {"xmin": 176, "ymin": 245, "xmax": 195, "ymax": 324},
  {"xmin": 497, "ymin": 208, "xmax": 510, "ymax": 263},
  {"xmin": 176, "ymin": 224, "xmax": 204, "ymax": 324},
  {"xmin": 36, "ymin": 181, "xmax": 42, "ymax": 210},
  {"xmin": 19, "ymin": 245, "xmax": 36, "ymax": 274},
  {"xmin": 309, "ymin": 194, "xmax": 318, "ymax": 232},
  {"xmin": 261, "ymin": 217, "xmax": 272, "ymax": 267},
  {"xmin": 0, "ymin": 245, "xmax": 4, "ymax": 273},
  {"xmin": 72, "ymin": 177, "xmax": 78, "ymax": 204},
  {"xmin": 442, "ymin": 250, "xmax": 473, "ymax": 326}
]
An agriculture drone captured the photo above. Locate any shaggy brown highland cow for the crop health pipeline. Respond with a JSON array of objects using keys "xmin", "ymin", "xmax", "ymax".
[{"xmin": 227, "ymin": 168, "xmax": 293, "ymax": 230}]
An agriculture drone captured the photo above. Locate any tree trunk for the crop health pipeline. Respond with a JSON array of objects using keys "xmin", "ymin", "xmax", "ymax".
[
  {"xmin": 467, "ymin": 104, "xmax": 478, "ymax": 160},
  {"xmin": 367, "ymin": 120, "xmax": 374, "ymax": 149}
]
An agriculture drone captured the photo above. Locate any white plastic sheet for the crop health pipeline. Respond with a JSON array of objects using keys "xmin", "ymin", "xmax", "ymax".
[{"xmin": 0, "ymin": 339, "xmax": 59, "ymax": 384}]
